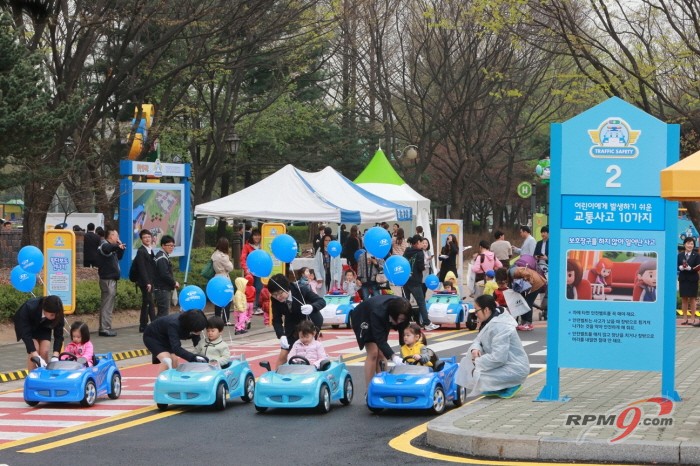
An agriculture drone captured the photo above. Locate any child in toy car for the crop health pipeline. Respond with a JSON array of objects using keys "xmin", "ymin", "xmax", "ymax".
[
  {"xmin": 287, "ymin": 321, "xmax": 328, "ymax": 369},
  {"xmin": 194, "ymin": 316, "xmax": 231, "ymax": 368},
  {"xmin": 63, "ymin": 321, "xmax": 94, "ymax": 366},
  {"xmin": 400, "ymin": 323, "xmax": 433, "ymax": 367}
]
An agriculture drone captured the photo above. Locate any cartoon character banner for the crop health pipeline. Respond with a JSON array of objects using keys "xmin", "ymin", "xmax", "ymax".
[{"xmin": 130, "ymin": 182, "xmax": 185, "ymax": 257}]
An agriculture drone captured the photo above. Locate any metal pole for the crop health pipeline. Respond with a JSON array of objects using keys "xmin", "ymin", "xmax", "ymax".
[
  {"xmin": 183, "ymin": 218, "xmax": 197, "ymax": 285},
  {"xmin": 531, "ymin": 183, "xmax": 537, "ymax": 224}
]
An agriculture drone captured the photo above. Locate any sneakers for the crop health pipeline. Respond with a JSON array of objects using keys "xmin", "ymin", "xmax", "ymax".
[
  {"xmin": 481, "ymin": 385, "xmax": 523, "ymax": 399},
  {"xmin": 424, "ymin": 323, "xmax": 440, "ymax": 331},
  {"xmin": 497, "ymin": 384, "xmax": 523, "ymax": 399},
  {"xmin": 235, "ymin": 329, "xmax": 247, "ymax": 335},
  {"xmin": 516, "ymin": 323, "xmax": 534, "ymax": 331},
  {"xmin": 253, "ymin": 308, "xmax": 264, "ymax": 315}
]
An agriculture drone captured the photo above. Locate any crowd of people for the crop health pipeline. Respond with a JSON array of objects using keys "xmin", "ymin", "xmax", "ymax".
[{"xmin": 11, "ymin": 219, "xmax": 548, "ymax": 399}]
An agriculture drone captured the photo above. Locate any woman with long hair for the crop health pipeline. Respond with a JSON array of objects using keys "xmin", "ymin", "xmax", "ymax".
[{"xmin": 438, "ymin": 234, "xmax": 459, "ymax": 282}]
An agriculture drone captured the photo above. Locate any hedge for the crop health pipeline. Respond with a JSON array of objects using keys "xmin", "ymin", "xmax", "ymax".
[{"xmin": 0, "ymin": 247, "xmax": 247, "ymax": 323}]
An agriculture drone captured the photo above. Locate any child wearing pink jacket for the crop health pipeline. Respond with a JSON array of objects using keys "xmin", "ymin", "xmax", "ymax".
[
  {"xmin": 287, "ymin": 320, "xmax": 328, "ymax": 368},
  {"xmin": 63, "ymin": 321, "xmax": 94, "ymax": 366}
]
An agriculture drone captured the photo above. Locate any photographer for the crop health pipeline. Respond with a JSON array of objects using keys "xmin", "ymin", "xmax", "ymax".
[{"xmin": 96, "ymin": 228, "xmax": 126, "ymax": 337}]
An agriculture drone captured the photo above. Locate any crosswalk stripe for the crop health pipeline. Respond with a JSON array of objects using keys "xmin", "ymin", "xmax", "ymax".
[
  {"xmin": 24, "ymin": 409, "xmax": 127, "ymax": 417},
  {"xmin": 0, "ymin": 420, "xmax": 83, "ymax": 427},
  {"xmin": 0, "ymin": 432, "xmax": 40, "ymax": 440}
]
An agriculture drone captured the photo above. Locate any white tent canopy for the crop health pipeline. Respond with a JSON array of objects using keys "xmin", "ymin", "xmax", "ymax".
[{"xmin": 193, "ymin": 164, "xmax": 412, "ymax": 224}]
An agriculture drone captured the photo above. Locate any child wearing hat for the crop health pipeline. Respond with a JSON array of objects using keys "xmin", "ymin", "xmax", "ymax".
[{"xmin": 483, "ymin": 270, "xmax": 498, "ymax": 296}]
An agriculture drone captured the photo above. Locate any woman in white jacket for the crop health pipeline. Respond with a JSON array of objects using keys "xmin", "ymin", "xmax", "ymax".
[
  {"xmin": 314, "ymin": 234, "xmax": 342, "ymax": 295},
  {"xmin": 465, "ymin": 294, "xmax": 529, "ymax": 398}
]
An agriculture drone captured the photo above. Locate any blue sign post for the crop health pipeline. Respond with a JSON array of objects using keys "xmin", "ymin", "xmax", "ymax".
[{"xmin": 538, "ymin": 97, "xmax": 680, "ymax": 402}]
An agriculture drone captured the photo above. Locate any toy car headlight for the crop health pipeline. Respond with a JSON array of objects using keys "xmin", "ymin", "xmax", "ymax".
[
  {"xmin": 415, "ymin": 377, "xmax": 432, "ymax": 385},
  {"xmin": 67, "ymin": 372, "xmax": 82, "ymax": 379},
  {"xmin": 259, "ymin": 375, "xmax": 271, "ymax": 384},
  {"xmin": 28, "ymin": 372, "xmax": 39, "ymax": 379},
  {"xmin": 199, "ymin": 375, "xmax": 214, "ymax": 382},
  {"xmin": 300, "ymin": 377, "xmax": 316, "ymax": 384},
  {"xmin": 158, "ymin": 374, "xmax": 169, "ymax": 381},
  {"xmin": 371, "ymin": 377, "xmax": 384, "ymax": 384}
]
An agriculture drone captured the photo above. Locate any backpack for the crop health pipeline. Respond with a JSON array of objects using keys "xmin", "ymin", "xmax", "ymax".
[{"xmin": 129, "ymin": 260, "xmax": 139, "ymax": 283}]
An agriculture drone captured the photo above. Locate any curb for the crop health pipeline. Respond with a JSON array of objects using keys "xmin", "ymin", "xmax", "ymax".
[{"xmin": 0, "ymin": 348, "xmax": 151, "ymax": 384}]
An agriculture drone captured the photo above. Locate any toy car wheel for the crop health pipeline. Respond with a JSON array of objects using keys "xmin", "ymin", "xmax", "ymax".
[
  {"xmin": 241, "ymin": 374, "xmax": 255, "ymax": 403},
  {"xmin": 368, "ymin": 406, "xmax": 384, "ymax": 414},
  {"xmin": 340, "ymin": 376, "xmax": 353, "ymax": 405},
  {"xmin": 456, "ymin": 321, "xmax": 461, "ymax": 329},
  {"xmin": 317, "ymin": 384, "xmax": 331, "ymax": 414},
  {"xmin": 331, "ymin": 325, "xmax": 339, "ymax": 329},
  {"xmin": 108, "ymin": 373, "xmax": 122, "ymax": 399},
  {"xmin": 80, "ymin": 380, "xmax": 97, "ymax": 407},
  {"xmin": 157, "ymin": 403, "xmax": 168, "ymax": 411},
  {"xmin": 345, "ymin": 323, "xmax": 351, "ymax": 329},
  {"xmin": 214, "ymin": 382, "xmax": 227, "ymax": 411},
  {"xmin": 431, "ymin": 385, "xmax": 446, "ymax": 414},
  {"xmin": 255, "ymin": 405, "xmax": 268, "ymax": 413},
  {"xmin": 453, "ymin": 385, "xmax": 467, "ymax": 407},
  {"xmin": 25, "ymin": 399, "xmax": 39, "ymax": 407}
]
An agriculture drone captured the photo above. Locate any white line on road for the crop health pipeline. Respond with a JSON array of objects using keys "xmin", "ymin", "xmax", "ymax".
[
  {"xmin": 24, "ymin": 409, "xmax": 128, "ymax": 417},
  {"xmin": 0, "ymin": 419, "xmax": 84, "ymax": 427}
]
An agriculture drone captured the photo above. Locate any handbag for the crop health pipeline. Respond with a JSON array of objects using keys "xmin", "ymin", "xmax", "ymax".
[
  {"xmin": 503, "ymin": 289, "xmax": 531, "ymax": 317},
  {"xmin": 201, "ymin": 259, "xmax": 215, "ymax": 280},
  {"xmin": 375, "ymin": 271, "xmax": 388, "ymax": 285},
  {"xmin": 171, "ymin": 289, "xmax": 179, "ymax": 307}
]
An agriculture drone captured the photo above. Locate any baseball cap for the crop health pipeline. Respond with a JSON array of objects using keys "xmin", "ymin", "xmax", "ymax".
[{"xmin": 485, "ymin": 270, "xmax": 495, "ymax": 278}]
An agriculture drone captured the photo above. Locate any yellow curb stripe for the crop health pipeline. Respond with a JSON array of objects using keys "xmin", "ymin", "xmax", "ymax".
[
  {"xmin": 0, "ymin": 348, "xmax": 152, "ymax": 383},
  {"xmin": 19, "ymin": 409, "xmax": 183, "ymax": 453},
  {"xmin": 0, "ymin": 405, "xmax": 157, "ymax": 451}
]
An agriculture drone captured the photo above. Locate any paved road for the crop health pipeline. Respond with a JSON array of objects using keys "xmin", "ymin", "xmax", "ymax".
[{"xmin": 0, "ymin": 325, "xmax": 548, "ymax": 466}]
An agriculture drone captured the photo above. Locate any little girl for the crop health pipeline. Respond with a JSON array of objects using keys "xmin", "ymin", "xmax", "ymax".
[
  {"xmin": 287, "ymin": 320, "xmax": 328, "ymax": 368},
  {"xmin": 400, "ymin": 323, "xmax": 432, "ymax": 366},
  {"xmin": 306, "ymin": 269, "xmax": 322, "ymax": 295},
  {"xmin": 63, "ymin": 321, "xmax": 94, "ymax": 366}
]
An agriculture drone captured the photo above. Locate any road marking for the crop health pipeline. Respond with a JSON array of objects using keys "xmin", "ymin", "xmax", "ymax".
[
  {"xmin": 24, "ymin": 409, "xmax": 133, "ymax": 417},
  {"xmin": 0, "ymin": 420, "xmax": 83, "ymax": 428},
  {"xmin": 19, "ymin": 409, "xmax": 184, "ymax": 453},
  {"xmin": 0, "ymin": 405, "xmax": 155, "ymax": 451},
  {"xmin": 529, "ymin": 349, "xmax": 547, "ymax": 356}
]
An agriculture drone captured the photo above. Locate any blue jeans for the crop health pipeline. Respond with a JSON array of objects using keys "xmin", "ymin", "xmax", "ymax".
[
  {"xmin": 360, "ymin": 282, "xmax": 381, "ymax": 301},
  {"xmin": 403, "ymin": 283, "xmax": 430, "ymax": 326}
]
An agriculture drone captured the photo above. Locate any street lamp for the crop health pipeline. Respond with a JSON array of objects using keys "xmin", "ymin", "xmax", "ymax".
[
  {"xmin": 225, "ymin": 129, "xmax": 241, "ymax": 156},
  {"xmin": 395, "ymin": 144, "xmax": 418, "ymax": 162},
  {"xmin": 224, "ymin": 129, "xmax": 242, "ymax": 267}
]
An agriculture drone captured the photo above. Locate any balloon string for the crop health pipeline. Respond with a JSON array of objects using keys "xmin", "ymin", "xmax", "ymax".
[
  {"xmin": 268, "ymin": 275, "xmax": 306, "ymax": 307},
  {"xmin": 287, "ymin": 263, "xmax": 307, "ymax": 305},
  {"xmin": 37, "ymin": 274, "xmax": 44, "ymax": 286}
]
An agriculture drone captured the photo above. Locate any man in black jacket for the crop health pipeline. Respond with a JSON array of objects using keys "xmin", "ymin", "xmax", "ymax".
[
  {"xmin": 97, "ymin": 228, "xmax": 125, "ymax": 336},
  {"xmin": 153, "ymin": 235, "xmax": 179, "ymax": 319},
  {"xmin": 403, "ymin": 235, "xmax": 439, "ymax": 331},
  {"xmin": 134, "ymin": 229, "xmax": 157, "ymax": 332},
  {"xmin": 83, "ymin": 223, "xmax": 101, "ymax": 267}
]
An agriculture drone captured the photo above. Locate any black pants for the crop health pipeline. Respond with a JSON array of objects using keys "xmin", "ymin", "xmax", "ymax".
[{"xmin": 139, "ymin": 285, "xmax": 156, "ymax": 327}]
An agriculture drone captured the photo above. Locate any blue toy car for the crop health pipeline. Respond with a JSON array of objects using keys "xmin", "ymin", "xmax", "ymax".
[
  {"xmin": 427, "ymin": 292, "xmax": 476, "ymax": 330},
  {"xmin": 254, "ymin": 356, "xmax": 353, "ymax": 413},
  {"xmin": 366, "ymin": 356, "xmax": 466, "ymax": 414},
  {"xmin": 23, "ymin": 352, "xmax": 122, "ymax": 407},
  {"xmin": 320, "ymin": 294, "xmax": 356, "ymax": 329},
  {"xmin": 154, "ymin": 355, "xmax": 255, "ymax": 411}
]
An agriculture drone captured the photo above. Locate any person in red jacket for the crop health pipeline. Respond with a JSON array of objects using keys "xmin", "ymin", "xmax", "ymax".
[
  {"xmin": 259, "ymin": 287, "xmax": 271, "ymax": 326},
  {"xmin": 241, "ymin": 228, "xmax": 263, "ymax": 313},
  {"xmin": 244, "ymin": 274, "xmax": 256, "ymax": 328}
]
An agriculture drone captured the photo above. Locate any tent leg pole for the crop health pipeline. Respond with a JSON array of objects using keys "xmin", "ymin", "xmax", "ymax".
[{"xmin": 183, "ymin": 218, "xmax": 197, "ymax": 285}]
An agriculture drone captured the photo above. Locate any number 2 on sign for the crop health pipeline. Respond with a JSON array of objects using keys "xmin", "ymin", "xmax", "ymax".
[{"xmin": 606, "ymin": 165, "xmax": 622, "ymax": 188}]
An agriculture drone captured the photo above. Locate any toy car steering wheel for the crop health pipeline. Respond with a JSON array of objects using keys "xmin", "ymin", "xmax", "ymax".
[
  {"xmin": 59, "ymin": 352, "xmax": 78, "ymax": 362},
  {"xmin": 402, "ymin": 356, "xmax": 421, "ymax": 365},
  {"xmin": 288, "ymin": 356, "xmax": 310, "ymax": 365}
]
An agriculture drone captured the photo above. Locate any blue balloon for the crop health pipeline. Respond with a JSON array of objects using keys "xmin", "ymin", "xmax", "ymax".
[
  {"xmin": 425, "ymin": 274, "xmax": 440, "ymax": 290},
  {"xmin": 247, "ymin": 249, "xmax": 273, "ymax": 277},
  {"xmin": 327, "ymin": 240, "xmax": 342, "ymax": 258},
  {"xmin": 364, "ymin": 227, "xmax": 391, "ymax": 258},
  {"xmin": 270, "ymin": 234, "xmax": 298, "ymax": 263},
  {"xmin": 206, "ymin": 276, "xmax": 234, "ymax": 308},
  {"xmin": 384, "ymin": 255, "xmax": 411, "ymax": 286},
  {"xmin": 179, "ymin": 285, "xmax": 206, "ymax": 311},
  {"xmin": 18, "ymin": 245, "xmax": 44, "ymax": 274},
  {"xmin": 354, "ymin": 249, "xmax": 366, "ymax": 262},
  {"xmin": 10, "ymin": 265, "xmax": 36, "ymax": 293}
]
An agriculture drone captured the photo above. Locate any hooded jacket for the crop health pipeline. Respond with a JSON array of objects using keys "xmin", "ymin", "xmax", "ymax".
[
  {"xmin": 403, "ymin": 246, "xmax": 425, "ymax": 286},
  {"xmin": 465, "ymin": 311, "xmax": 529, "ymax": 395},
  {"xmin": 234, "ymin": 277, "xmax": 248, "ymax": 313},
  {"xmin": 472, "ymin": 250, "xmax": 502, "ymax": 275}
]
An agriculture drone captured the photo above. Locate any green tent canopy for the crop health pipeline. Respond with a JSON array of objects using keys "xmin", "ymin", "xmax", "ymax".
[{"xmin": 354, "ymin": 149, "xmax": 406, "ymax": 186}]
